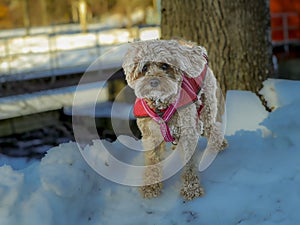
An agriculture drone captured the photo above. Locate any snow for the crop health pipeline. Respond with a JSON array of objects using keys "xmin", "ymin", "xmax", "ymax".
[
  {"xmin": 0, "ymin": 78, "xmax": 300, "ymax": 225},
  {"xmin": 225, "ymin": 90, "xmax": 269, "ymax": 136},
  {"xmin": 0, "ymin": 154, "xmax": 37, "ymax": 170},
  {"xmin": 260, "ymin": 78, "xmax": 300, "ymax": 109},
  {"xmin": 0, "ymin": 82, "xmax": 108, "ymax": 120}
]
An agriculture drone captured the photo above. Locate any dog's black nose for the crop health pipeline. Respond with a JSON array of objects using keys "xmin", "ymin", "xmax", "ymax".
[{"xmin": 150, "ymin": 78, "xmax": 160, "ymax": 87}]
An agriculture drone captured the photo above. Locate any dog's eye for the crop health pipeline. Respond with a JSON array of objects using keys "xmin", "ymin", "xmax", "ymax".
[
  {"xmin": 161, "ymin": 63, "xmax": 169, "ymax": 71},
  {"xmin": 142, "ymin": 64, "xmax": 148, "ymax": 73}
]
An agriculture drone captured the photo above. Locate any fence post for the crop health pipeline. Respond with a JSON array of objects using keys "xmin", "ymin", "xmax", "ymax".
[
  {"xmin": 23, "ymin": 0, "xmax": 31, "ymax": 36},
  {"xmin": 282, "ymin": 13, "xmax": 290, "ymax": 53},
  {"xmin": 79, "ymin": 0, "xmax": 87, "ymax": 33},
  {"xmin": 4, "ymin": 38, "xmax": 11, "ymax": 76}
]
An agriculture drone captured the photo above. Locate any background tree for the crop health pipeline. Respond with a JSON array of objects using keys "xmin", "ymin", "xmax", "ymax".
[
  {"xmin": 112, "ymin": 0, "xmax": 153, "ymax": 26},
  {"xmin": 161, "ymin": 0, "xmax": 274, "ymax": 105}
]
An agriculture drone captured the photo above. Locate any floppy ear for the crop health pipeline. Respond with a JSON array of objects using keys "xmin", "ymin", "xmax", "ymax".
[
  {"xmin": 163, "ymin": 39, "xmax": 208, "ymax": 78},
  {"xmin": 123, "ymin": 63, "xmax": 139, "ymax": 89},
  {"xmin": 178, "ymin": 44, "xmax": 208, "ymax": 78},
  {"xmin": 122, "ymin": 43, "xmax": 140, "ymax": 88}
]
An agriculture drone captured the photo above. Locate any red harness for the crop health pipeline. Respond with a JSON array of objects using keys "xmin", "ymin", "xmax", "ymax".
[{"xmin": 133, "ymin": 63, "xmax": 208, "ymax": 142}]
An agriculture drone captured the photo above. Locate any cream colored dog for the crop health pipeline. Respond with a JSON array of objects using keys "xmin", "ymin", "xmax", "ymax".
[{"xmin": 122, "ymin": 39, "xmax": 227, "ymax": 201}]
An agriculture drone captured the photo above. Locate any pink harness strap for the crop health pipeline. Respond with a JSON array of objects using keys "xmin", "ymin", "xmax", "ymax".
[{"xmin": 141, "ymin": 97, "xmax": 179, "ymax": 142}]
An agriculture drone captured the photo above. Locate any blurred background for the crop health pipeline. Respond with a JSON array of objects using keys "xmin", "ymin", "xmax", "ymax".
[
  {"xmin": 0, "ymin": 0, "xmax": 159, "ymax": 29},
  {"xmin": 0, "ymin": 0, "xmax": 160, "ymax": 78},
  {"xmin": 0, "ymin": 0, "xmax": 299, "ymax": 164}
]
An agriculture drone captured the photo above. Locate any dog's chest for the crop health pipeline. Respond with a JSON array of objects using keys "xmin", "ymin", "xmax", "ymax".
[
  {"xmin": 170, "ymin": 125, "xmax": 181, "ymax": 139},
  {"xmin": 168, "ymin": 113, "xmax": 181, "ymax": 139}
]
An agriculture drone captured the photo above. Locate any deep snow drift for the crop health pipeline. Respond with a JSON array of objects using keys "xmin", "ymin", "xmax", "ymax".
[{"xmin": 0, "ymin": 78, "xmax": 300, "ymax": 225}]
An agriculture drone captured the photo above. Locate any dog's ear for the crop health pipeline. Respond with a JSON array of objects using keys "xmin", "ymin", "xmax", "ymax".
[
  {"xmin": 161, "ymin": 39, "xmax": 208, "ymax": 78},
  {"xmin": 176, "ymin": 43, "xmax": 208, "ymax": 78},
  {"xmin": 123, "ymin": 63, "xmax": 139, "ymax": 89},
  {"xmin": 122, "ymin": 43, "xmax": 143, "ymax": 89}
]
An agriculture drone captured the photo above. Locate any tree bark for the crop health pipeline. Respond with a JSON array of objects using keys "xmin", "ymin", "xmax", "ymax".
[
  {"xmin": 161, "ymin": 0, "xmax": 274, "ymax": 95},
  {"xmin": 40, "ymin": 0, "xmax": 48, "ymax": 26}
]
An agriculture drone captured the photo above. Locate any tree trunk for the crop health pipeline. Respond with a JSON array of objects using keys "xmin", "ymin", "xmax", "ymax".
[
  {"xmin": 161, "ymin": 0, "xmax": 274, "ymax": 96},
  {"xmin": 40, "ymin": 0, "xmax": 48, "ymax": 26}
]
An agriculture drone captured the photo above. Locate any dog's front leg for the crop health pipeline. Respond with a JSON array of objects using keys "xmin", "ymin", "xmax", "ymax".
[
  {"xmin": 178, "ymin": 131, "xmax": 205, "ymax": 201},
  {"xmin": 137, "ymin": 118, "xmax": 165, "ymax": 199},
  {"xmin": 174, "ymin": 108, "xmax": 205, "ymax": 201}
]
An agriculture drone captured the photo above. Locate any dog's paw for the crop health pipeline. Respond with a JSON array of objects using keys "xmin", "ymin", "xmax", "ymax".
[
  {"xmin": 220, "ymin": 139, "xmax": 228, "ymax": 151},
  {"xmin": 139, "ymin": 183, "xmax": 163, "ymax": 199},
  {"xmin": 180, "ymin": 182, "xmax": 204, "ymax": 201},
  {"xmin": 180, "ymin": 171, "xmax": 204, "ymax": 201}
]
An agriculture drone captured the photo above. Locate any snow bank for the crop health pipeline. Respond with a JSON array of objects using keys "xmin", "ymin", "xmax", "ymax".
[
  {"xmin": 225, "ymin": 90, "xmax": 269, "ymax": 136},
  {"xmin": 0, "ymin": 154, "xmax": 37, "ymax": 170},
  {"xmin": 0, "ymin": 143, "xmax": 103, "ymax": 225},
  {"xmin": 260, "ymin": 78, "xmax": 300, "ymax": 109},
  {"xmin": 0, "ymin": 82, "xmax": 107, "ymax": 120},
  {"xmin": 226, "ymin": 78, "xmax": 300, "ymax": 136},
  {"xmin": 262, "ymin": 99, "xmax": 300, "ymax": 143}
]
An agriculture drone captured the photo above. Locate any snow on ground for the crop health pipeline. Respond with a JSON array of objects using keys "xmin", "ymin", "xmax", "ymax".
[
  {"xmin": 225, "ymin": 91, "xmax": 269, "ymax": 136},
  {"xmin": 260, "ymin": 78, "xmax": 300, "ymax": 109},
  {"xmin": 0, "ymin": 81, "xmax": 108, "ymax": 120},
  {"xmin": 0, "ymin": 78, "xmax": 300, "ymax": 225}
]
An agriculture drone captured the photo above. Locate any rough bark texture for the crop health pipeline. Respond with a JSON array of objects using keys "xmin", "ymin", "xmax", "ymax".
[{"xmin": 161, "ymin": 0, "xmax": 274, "ymax": 95}]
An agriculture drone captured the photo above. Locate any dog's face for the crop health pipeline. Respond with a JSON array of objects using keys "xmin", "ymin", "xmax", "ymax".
[
  {"xmin": 130, "ymin": 61, "xmax": 183, "ymax": 106},
  {"xmin": 122, "ymin": 39, "xmax": 208, "ymax": 108}
]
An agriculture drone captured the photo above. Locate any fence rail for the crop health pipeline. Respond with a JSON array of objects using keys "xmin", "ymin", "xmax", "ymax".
[
  {"xmin": 1, "ymin": 16, "xmax": 299, "ymax": 83},
  {"xmin": 271, "ymin": 12, "xmax": 300, "ymax": 52},
  {"xmin": 0, "ymin": 25, "xmax": 160, "ymax": 83}
]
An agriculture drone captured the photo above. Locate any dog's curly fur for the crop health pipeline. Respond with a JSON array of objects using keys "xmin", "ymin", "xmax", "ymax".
[{"xmin": 122, "ymin": 39, "xmax": 228, "ymax": 201}]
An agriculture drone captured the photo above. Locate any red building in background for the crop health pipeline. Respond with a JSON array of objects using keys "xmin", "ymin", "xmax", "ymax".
[
  {"xmin": 270, "ymin": 0, "xmax": 300, "ymax": 52},
  {"xmin": 270, "ymin": 0, "xmax": 300, "ymax": 79}
]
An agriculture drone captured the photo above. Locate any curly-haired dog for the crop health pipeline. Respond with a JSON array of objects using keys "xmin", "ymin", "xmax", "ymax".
[{"xmin": 122, "ymin": 39, "xmax": 227, "ymax": 201}]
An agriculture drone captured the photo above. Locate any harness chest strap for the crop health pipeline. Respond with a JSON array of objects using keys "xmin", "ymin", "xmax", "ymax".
[{"xmin": 141, "ymin": 96, "xmax": 178, "ymax": 142}]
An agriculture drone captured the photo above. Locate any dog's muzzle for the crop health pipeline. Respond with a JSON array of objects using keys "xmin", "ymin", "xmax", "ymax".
[{"xmin": 149, "ymin": 78, "xmax": 160, "ymax": 87}]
